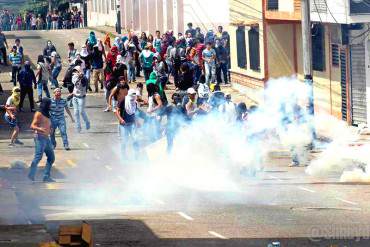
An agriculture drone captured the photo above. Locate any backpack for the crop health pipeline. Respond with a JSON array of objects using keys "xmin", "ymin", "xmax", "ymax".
[
  {"xmin": 62, "ymin": 66, "xmax": 74, "ymax": 88},
  {"xmin": 106, "ymin": 77, "xmax": 118, "ymax": 91}
]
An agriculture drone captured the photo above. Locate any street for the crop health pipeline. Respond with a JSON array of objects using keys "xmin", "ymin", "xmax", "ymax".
[{"xmin": 0, "ymin": 29, "xmax": 370, "ymax": 246}]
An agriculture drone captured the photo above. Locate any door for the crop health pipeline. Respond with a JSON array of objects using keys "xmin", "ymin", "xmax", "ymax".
[{"xmin": 350, "ymin": 44, "xmax": 367, "ymax": 125}]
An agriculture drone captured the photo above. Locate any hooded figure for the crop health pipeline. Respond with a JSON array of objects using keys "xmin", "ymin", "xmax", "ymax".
[
  {"xmin": 11, "ymin": 87, "xmax": 21, "ymax": 107},
  {"xmin": 146, "ymin": 71, "xmax": 165, "ymax": 99},
  {"xmin": 39, "ymin": 97, "xmax": 51, "ymax": 118},
  {"xmin": 107, "ymin": 46, "xmax": 118, "ymax": 68},
  {"xmin": 125, "ymin": 89, "xmax": 137, "ymax": 115},
  {"xmin": 88, "ymin": 31, "xmax": 97, "ymax": 46}
]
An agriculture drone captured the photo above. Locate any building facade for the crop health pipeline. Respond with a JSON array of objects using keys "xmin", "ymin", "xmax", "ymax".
[
  {"xmin": 230, "ymin": 0, "xmax": 370, "ymax": 126},
  {"xmin": 87, "ymin": 0, "xmax": 229, "ymax": 34}
]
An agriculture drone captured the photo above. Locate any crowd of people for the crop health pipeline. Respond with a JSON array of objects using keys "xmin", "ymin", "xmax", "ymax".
[
  {"xmin": 1, "ymin": 23, "xmax": 261, "ymax": 183},
  {"xmin": 0, "ymin": 7, "xmax": 83, "ymax": 31}
]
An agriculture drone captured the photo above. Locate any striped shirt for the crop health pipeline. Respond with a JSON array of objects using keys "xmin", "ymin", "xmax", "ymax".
[
  {"xmin": 50, "ymin": 98, "xmax": 67, "ymax": 120},
  {"xmin": 9, "ymin": 53, "xmax": 22, "ymax": 66}
]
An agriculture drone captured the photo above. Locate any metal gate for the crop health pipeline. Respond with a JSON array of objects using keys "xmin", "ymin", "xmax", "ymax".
[
  {"xmin": 350, "ymin": 44, "xmax": 367, "ymax": 125},
  {"xmin": 340, "ymin": 49, "xmax": 347, "ymax": 121}
]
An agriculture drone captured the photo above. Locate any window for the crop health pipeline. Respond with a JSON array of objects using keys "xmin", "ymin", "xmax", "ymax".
[
  {"xmin": 331, "ymin": 44, "xmax": 339, "ymax": 67},
  {"xmin": 267, "ymin": 0, "xmax": 278, "ymax": 10},
  {"xmin": 249, "ymin": 27, "xmax": 260, "ymax": 71},
  {"xmin": 312, "ymin": 23, "xmax": 325, "ymax": 71},
  {"xmin": 111, "ymin": 0, "xmax": 115, "ymax": 10},
  {"xmin": 236, "ymin": 26, "xmax": 247, "ymax": 69},
  {"xmin": 350, "ymin": 0, "xmax": 370, "ymax": 14}
]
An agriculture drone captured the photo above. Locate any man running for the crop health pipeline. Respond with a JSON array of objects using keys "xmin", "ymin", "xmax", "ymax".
[
  {"xmin": 50, "ymin": 88, "xmax": 74, "ymax": 151},
  {"xmin": 4, "ymin": 87, "xmax": 23, "ymax": 147},
  {"xmin": 28, "ymin": 97, "xmax": 55, "ymax": 182}
]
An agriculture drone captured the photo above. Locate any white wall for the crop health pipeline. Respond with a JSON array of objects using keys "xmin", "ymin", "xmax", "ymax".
[{"xmin": 310, "ymin": 0, "xmax": 370, "ymax": 24}]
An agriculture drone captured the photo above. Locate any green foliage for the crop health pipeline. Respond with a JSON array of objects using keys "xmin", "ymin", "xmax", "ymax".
[{"xmin": 19, "ymin": 0, "xmax": 68, "ymax": 16}]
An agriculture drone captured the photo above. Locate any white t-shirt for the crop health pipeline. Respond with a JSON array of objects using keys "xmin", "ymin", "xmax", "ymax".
[{"xmin": 5, "ymin": 96, "xmax": 15, "ymax": 118}]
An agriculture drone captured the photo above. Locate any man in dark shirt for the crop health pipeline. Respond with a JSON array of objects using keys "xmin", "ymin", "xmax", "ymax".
[
  {"xmin": 215, "ymin": 39, "xmax": 229, "ymax": 84},
  {"xmin": 18, "ymin": 61, "xmax": 36, "ymax": 112},
  {"xmin": 185, "ymin": 23, "xmax": 196, "ymax": 38}
]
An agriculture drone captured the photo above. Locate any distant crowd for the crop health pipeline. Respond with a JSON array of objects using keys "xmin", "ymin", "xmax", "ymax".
[{"xmin": 0, "ymin": 8, "xmax": 83, "ymax": 31}]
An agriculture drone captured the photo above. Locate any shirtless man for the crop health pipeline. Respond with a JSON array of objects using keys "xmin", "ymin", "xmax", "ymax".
[{"xmin": 28, "ymin": 97, "xmax": 56, "ymax": 182}]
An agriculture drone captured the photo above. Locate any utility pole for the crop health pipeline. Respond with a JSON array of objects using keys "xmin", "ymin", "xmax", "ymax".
[
  {"xmin": 83, "ymin": 0, "xmax": 88, "ymax": 27},
  {"xmin": 301, "ymin": 0, "xmax": 314, "ymax": 115},
  {"xmin": 116, "ymin": 0, "xmax": 122, "ymax": 34},
  {"xmin": 301, "ymin": 0, "xmax": 317, "ymax": 143}
]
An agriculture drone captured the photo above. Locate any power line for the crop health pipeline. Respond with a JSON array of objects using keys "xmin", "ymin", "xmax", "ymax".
[
  {"xmin": 323, "ymin": 0, "xmax": 338, "ymax": 23},
  {"xmin": 312, "ymin": 0, "xmax": 323, "ymax": 23}
]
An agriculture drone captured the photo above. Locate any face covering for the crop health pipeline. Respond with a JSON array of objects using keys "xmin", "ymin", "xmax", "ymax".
[
  {"xmin": 39, "ymin": 97, "xmax": 51, "ymax": 118},
  {"xmin": 125, "ymin": 90, "xmax": 137, "ymax": 115},
  {"xmin": 11, "ymin": 87, "xmax": 20, "ymax": 107}
]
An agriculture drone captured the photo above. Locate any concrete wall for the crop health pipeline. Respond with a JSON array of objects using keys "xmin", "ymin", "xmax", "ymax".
[{"xmin": 229, "ymin": 0, "xmax": 265, "ymax": 104}]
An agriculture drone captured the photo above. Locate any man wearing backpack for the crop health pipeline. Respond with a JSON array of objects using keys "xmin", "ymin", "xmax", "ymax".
[{"xmin": 36, "ymin": 55, "xmax": 51, "ymax": 102}]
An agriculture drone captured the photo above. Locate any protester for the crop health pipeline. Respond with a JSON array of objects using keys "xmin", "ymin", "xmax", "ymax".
[
  {"xmin": 18, "ymin": 61, "xmax": 36, "ymax": 112},
  {"xmin": 71, "ymin": 65, "xmax": 90, "ymax": 133},
  {"xmin": 67, "ymin": 42, "xmax": 77, "ymax": 63},
  {"xmin": 36, "ymin": 55, "xmax": 51, "ymax": 101},
  {"xmin": 202, "ymin": 42, "xmax": 216, "ymax": 85},
  {"xmin": 43, "ymin": 40, "xmax": 56, "ymax": 59},
  {"xmin": 215, "ymin": 39, "xmax": 229, "ymax": 84},
  {"xmin": 9, "ymin": 46, "xmax": 22, "ymax": 86},
  {"xmin": 91, "ymin": 44, "xmax": 105, "ymax": 92},
  {"xmin": 4, "ymin": 87, "xmax": 23, "ymax": 147},
  {"xmin": 0, "ymin": 29, "xmax": 8, "ymax": 65},
  {"xmin": 28, "ymin": 97, "xmax": 55, "ymax": 182},
  {"xmin": 139, "ymin": 44, "xmax": 155, "ymax": 81},
  {"xmin": 50, "ymin": 88, "xmax": 74, "ymax": 151},
  {"xmin": 50, "ymin": 51, "xmax": 62, "ymax": 89}
]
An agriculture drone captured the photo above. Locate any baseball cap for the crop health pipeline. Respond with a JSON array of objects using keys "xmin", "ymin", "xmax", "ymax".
[{"xmin": 187, "ymin": 87, "xmax": 196, "ymax": 95}]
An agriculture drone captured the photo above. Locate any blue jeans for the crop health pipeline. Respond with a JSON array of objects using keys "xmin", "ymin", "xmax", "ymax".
[
  {"xmin": 128, "ymin": 63, "xmax": 136, "ymax": 82},
  {"xmin": 28, "ymin": 134, "xmax": 55, "ymax": 180},
  {"xmin": 73, "ymin": 96, "xmax": 90, "ymax": 132},
  {"xmin": 51, "ymin": 118, "xmax": 69, "ymax": 147},
  {"xmin": 51, "ymin": 65, "xmax": 61, "ymax": 88},
  {"xmin": 205, "ymin": 63, "xmax": 216, "ymax": 85},
  {"xmin": 119, "ymin": 124, "xmax": 138, "ymax": 158},
  {"xmin": 37, "ymin": 80, "xmax": 50, "ymax": 98}
]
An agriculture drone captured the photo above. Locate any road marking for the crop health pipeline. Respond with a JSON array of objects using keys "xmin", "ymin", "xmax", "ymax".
[
  {"xmin": 66, "ymin": 159, "xmax": 77, "ymax": 168},
  {"xmin": 177, "ymin": 212, "xmax": 194, "ymax": 221},
  {"xmin": 82, "ymin": 143, "xmax": 89, "ymax": 148},
  {"xmin": 269, "ymin": 175, "xmax": 283, "ymax": 182},
  {"xmin": 208, "ymin": 231, "xmax": 228, "ymax": 239},
  {"xmin": 105, "ymin": 165, "xmax": 113, "ymax": 171},
  {"xmin": 298, "ymin": 186, "xmax": 315, "ymax": 193},
  {"xmin": 336, "ymin": 197, "xmax": 358, "ymax": 206}
]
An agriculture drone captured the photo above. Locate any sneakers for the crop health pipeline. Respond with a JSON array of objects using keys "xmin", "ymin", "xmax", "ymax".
[
  {"xmin": 8, "ymin": 143, "xmax": 15, "ymax": 147},
  {"xmin": 14, "ymin": 139, "xmax": 24, "ymax": 145},
  {"xmin": 28, "ymin": 174, "xmax": 35, "ymax": 181},
  {"xmin": 289, "ymin": 162, "xmax": 300, "ymax": 167},
  {"xmin": 43, "ymin": 177, "xmax": 56, "ymax": 183},
  {"xmin": 64, "ymin": 145, "xmax": 71, "ymax": 151},
  {"xmin": 104, "ymin": 107, "xmax": 110, "ymax": 112}
]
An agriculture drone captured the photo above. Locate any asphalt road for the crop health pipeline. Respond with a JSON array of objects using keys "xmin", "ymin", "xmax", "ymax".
[{"xmin": 0, "ymin": 30, "xmax": 370, "ymax": 246}]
